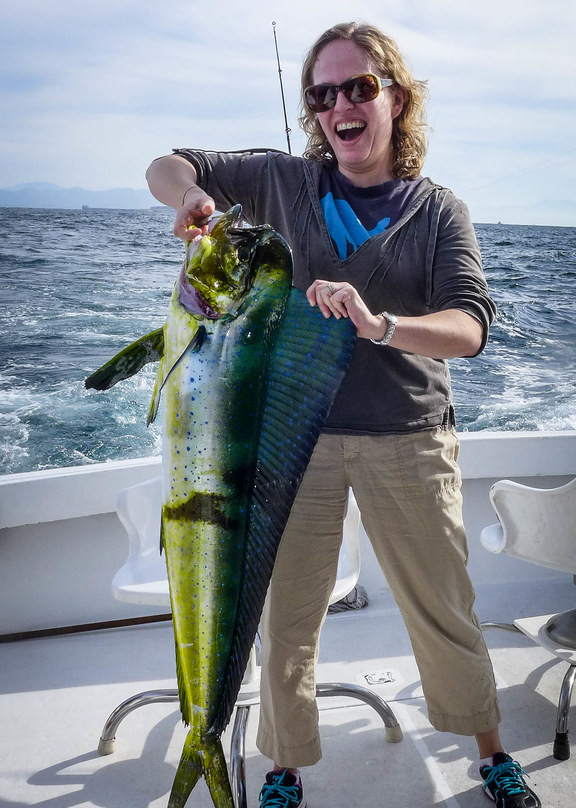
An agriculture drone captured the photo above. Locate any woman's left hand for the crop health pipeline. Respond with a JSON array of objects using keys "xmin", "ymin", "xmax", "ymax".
[
  {"xmin": 307, "ymin": 279, "xmax": 486, "ymax": 358},
  {"xmin": 306, "ymin": 280, "xmax": 386, "ymax": 341}
]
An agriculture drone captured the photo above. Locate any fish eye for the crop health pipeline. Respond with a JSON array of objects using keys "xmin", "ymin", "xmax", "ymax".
[{"xmin": 236, "ymin": 242, "xmax": 256, "ymax": 263}]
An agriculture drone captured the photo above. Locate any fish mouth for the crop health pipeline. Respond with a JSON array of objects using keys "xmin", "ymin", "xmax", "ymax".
[
  {"xmin": 178, "ymin": 262, "xmax": 222, "ymax": 319},
  {"xmin": 179, "ymin": 204, "xmax": 265, "ymax": 318},
  {"xmin": 191, "ymin": 288, "xmax": 221, "ymax": 319}
]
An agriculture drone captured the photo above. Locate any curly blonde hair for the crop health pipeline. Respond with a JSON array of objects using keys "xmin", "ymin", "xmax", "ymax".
[{"xmin": 299, "ymin": 22, "xmax": 429, "ymax": 179}]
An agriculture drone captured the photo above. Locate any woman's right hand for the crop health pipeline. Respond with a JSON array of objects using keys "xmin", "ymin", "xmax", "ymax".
[
  {"xmin": 174, "ymin": 186, "xmax": 216, "ymax": 241},
  {"xmin": 145, "ymin": 155, "xmax": 216, "ymax": 242}
]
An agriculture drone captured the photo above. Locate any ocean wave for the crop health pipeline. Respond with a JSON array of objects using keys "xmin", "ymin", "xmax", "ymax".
[{"xmin": 2, "ymin": 209, "xmax": 574, "ymax": 474}]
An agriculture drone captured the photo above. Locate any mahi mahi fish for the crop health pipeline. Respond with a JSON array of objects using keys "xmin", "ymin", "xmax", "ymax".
[{"xmin": 85, "ymin": 205, "xmax": 356, "ymax": 807}]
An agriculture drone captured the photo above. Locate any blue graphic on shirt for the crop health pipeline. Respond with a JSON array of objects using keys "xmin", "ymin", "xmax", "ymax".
[{"xmin": 321, "ymin": 192, "xmax": 391, "ymax": 259}]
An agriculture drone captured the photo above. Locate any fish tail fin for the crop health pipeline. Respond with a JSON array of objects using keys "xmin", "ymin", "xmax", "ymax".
[
  {"xmin": 168, "ymin": 730, "xmax": 234, "ymax": 808},
  {"xmin": 205, "ymin": 740, "xmax": 235, "ymax": 808}
]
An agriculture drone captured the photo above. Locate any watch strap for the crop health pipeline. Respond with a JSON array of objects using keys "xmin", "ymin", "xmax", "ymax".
[{"xmin": 370, "ymin": 312, "xmax": 398, "ymax": 346}]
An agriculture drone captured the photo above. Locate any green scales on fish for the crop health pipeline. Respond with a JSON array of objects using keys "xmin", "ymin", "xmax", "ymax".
[{"xmin": 86, "ymin": 205, "xmax": 356, "ymax": 807}]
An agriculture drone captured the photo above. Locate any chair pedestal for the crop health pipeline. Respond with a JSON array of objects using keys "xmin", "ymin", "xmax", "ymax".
[
  {"xmin": 480, "ymin": 477, "xmax": 576, "ymax": 761},
  {"xmin": 98, "ymin": 681, "xmax": 402, "ymax": 808},
  {"xmin": 514, "ymin": 614, "xmax": 576, "ymax": 761},
  {"xmin": 104, "ymin": 480, "xmax": 402, "ymax": 804},
  {"xmin": 545, "ymin": 608, "xmax": 576, "ymax": 650},
  {"xmin": 98, "ymin": 689, "xmax": 179, "ymax": 756}
]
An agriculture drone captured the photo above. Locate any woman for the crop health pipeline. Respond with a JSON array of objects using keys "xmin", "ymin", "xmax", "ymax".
[{"xmin": 147, "ymin": 22, "xmax": 540, "ymax": 808}]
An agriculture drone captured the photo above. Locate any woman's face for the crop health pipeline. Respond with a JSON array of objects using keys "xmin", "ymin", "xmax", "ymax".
[{"xmin": 311, "ymin": 39, "xmax": 404, "ymax": 186}]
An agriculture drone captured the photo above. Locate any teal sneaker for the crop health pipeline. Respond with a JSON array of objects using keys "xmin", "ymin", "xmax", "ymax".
[
  {"xmin": 480, "ymin": 752, "xmax": 541, "ymax": 808},
  {"xmin": 258, "ymin": 769, "xmax": 307, "ymax": 808}
]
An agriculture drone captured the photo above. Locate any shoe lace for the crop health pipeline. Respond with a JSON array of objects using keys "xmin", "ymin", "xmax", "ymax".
[
  {"xmin": 259, "ymin": 778, "xmax": 300, "ymax": 807},
  {"xmin": 483, "ymin": 759, "xmax": 529, "ymax": 796}
]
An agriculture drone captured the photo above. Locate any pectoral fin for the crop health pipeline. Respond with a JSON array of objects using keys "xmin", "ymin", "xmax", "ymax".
[
  {"xmin": 146, "ymin": 325, "xmax": 208, "ymax": 426},
  {"xmin": 85, "ymin": 328, "xmax": 165, "ymax": 390}
]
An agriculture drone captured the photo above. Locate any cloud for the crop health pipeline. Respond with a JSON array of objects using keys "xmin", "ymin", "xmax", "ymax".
[{"xmin": 0, "ymin": 0, "xmax": 574, "ymax": 224}]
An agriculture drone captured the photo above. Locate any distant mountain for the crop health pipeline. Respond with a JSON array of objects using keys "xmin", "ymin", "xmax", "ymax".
[{"xmin": 0, "ymin": 182, "xmax": 158, "ymax": 209}]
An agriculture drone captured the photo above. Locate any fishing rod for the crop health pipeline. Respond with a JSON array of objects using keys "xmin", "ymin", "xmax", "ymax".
[{"xmin": 272, "ymin": 21, "xmax": 292, "ymax": 155}]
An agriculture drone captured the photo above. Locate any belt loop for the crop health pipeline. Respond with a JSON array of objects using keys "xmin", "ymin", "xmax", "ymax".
[{"xmin": 442, "ymin": 405, "xmax": 456, "ymax": 430}]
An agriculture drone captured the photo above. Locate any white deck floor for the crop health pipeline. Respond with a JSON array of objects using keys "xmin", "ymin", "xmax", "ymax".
[{"xmin": 2, "ymin": 575, "xmax": 575, "ymax": 808}]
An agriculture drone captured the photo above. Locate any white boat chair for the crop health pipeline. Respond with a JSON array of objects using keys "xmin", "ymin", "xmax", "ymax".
[
  {"xmin": 98, "ymin": 476, "xmax": 402, "ymax": 808},
  {"xmin": 480, "ymin": 477, "xmax": 576, "ymax": 760}
]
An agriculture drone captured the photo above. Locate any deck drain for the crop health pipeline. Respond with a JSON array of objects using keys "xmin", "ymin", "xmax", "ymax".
[{"xmin": 364, "ymin": 670, "xmax": 396, "ymax": 685}]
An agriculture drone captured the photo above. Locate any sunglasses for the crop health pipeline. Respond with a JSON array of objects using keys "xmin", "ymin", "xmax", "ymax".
[{"xmin": 304, "ymin": 73, "xmax": 393, "ymax": 113}]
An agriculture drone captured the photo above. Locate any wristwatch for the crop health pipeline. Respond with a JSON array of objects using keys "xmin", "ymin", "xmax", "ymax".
[{"xmin": 370, "ymin": 312, "xmax": 398, "ymax": 346}]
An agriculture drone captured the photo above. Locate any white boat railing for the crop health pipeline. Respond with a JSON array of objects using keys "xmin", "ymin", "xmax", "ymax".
[{"xmin": 0, "ymin": 431, "xmax": 574, "ymax": 637}]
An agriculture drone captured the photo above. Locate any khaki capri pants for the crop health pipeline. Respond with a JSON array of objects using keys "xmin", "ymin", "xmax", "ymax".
[{"xmin": 256, "ymin": 428, "xmax": 501, "ymax": 768}]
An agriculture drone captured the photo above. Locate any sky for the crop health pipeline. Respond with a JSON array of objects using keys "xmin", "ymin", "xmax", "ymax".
[{"xmin": 1, "ymin": 0, "xmax": 575, "ymax": 225}]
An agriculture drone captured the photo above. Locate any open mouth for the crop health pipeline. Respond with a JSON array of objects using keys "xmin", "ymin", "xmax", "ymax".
[
  {"xmin": 178, "ymin": 263, "xmax": 221, "ymax": 319},
  {"xmin": 193, "ymin": 288, "xmax": 221, "ymax": 318},
  {"xmin": 336, "ymin": 121, "xmax": 366, "ymax": 141}
]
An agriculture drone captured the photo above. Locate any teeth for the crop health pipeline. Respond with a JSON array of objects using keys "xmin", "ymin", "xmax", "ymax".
[{"xmin": 336, "ymin": 121, "xmax": 365, "ymax": 132}]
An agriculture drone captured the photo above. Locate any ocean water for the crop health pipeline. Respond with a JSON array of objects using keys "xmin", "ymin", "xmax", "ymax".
[{"xmin": 0, "ymin": 207, "xmax": 575, "ymax": 476}]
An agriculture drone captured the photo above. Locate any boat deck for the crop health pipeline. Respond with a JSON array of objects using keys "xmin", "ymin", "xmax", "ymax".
[{"xmin": 2, "ymin": 570, "xmax": 575, "ymax": 808}]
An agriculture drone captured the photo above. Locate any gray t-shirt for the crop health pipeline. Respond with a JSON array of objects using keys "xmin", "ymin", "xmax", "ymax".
[{"xmin": 173, "ymin": 148, "xmax": 496, "ymax": 434}]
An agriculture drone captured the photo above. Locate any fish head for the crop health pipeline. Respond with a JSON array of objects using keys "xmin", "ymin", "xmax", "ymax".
[{"xmin": 181, "ymin": 204, "xmax": 276, "ymax": 319}]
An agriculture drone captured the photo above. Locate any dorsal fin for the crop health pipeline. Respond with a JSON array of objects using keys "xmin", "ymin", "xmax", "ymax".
[{"xmin": 211, "ymin": 288, "xmax": 356, "ymax": 735}]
